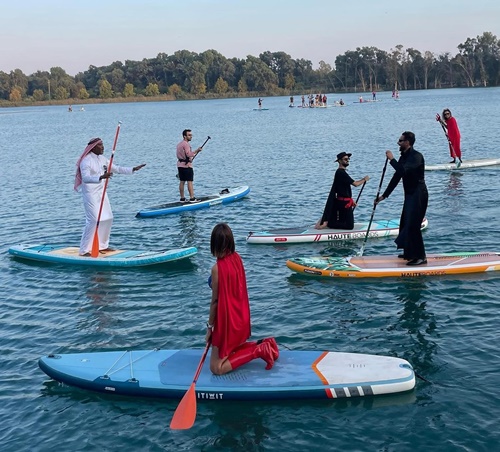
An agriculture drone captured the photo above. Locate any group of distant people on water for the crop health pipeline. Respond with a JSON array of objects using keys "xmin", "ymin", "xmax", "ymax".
[
  {"xmin": 289, "ymin": 94, "xmax": 329, "ymax": 107},
  {"xmin": 68, "ymin": 105, "xmax": 85, "ymax": 112}
]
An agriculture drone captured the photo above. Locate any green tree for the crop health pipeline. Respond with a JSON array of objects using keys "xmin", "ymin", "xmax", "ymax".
[
  {"xmin": 109, "ymin": 67, "xmax": 126, "ymax": 93},
  {"xmin": 54, "ymin": 86, "xmax": 69, "ymax": 100},
  {"xmin": 259, "ymin": 51, "xmax": 295, "ymax": 88},
  {"xmin": 145, "ymin": 82, "xmax": 160, "ymax": 96},
  {"xmin": 0, "ymin": 71, "xmax": 10, "ymax": 99},
  {"xmin": 10, "ymin": 69, "xmax": 28, "ymax": 96},
  {"xmin": 9, "ymin": 87, "xmax": 22, "ymax": 102},
  {"xmin": 168, "ymin": 83, "xmax": 182, "ymax": 97},
  {"xmin": 242, "ymin": 56, "xmax": 279, "ymax": 92},
  {"xmin": 237, "ymin": 78, "xmax": 247, "ymax": 92},
  {"xmin": 213, "ymin": 76, "xmax": 229, "ymax": 94},
  {"xmin": 33, "ymin": 89, "xmax": 45, "ymax": 101},
  {"xmin": 78, "ymin": 87, "xmax": 90, "ymax": 99},
  {"xmin": 99, "ymin": 79, "xmax": 113, "ymax": 98},
  {"xmin": 184, "ymin": 60, "xmax": 207, "ymax": 94},
  {"xmin": 123, "ymin": 83, "xmax": 135, "ymax": 97},
  {"xmin": 284, "ymin": 73, "xmax": 295, "ymax": 90}
]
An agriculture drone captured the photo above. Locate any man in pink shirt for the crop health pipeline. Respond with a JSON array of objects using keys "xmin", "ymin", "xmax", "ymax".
[{"xmin": 177, "ymin": 129, "xmax": 203, "ymax": 203}]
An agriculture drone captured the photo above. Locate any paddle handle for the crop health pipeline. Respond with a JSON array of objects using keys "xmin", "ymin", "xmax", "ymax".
[
  {"xmin": 192, "ymin": 341, "xmax": 211, "ymax": 384},
  {"xmin": 192, "ymin": 136, "xmax": 211, "ymax": 162}
]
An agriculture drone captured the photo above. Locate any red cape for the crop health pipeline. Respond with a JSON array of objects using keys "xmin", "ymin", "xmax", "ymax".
[
  {"xmin": 212, "ymin": 252, "xmax": 251, "ymax": 358},
  {"xmin": 446, "ymin": 117, "xmax": 461, "ymax": 156}
]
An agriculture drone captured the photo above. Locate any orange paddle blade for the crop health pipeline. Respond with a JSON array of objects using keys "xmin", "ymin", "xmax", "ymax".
[
  {"xmin": 90, "ymin": 230, "xmax": 100, "ymax": 258},
  {"xmin": 170, "ymin": 383, "xmax": 197, "ymax": 430}
]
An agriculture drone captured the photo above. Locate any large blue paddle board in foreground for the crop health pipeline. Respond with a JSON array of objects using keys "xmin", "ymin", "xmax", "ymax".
[
  {"xmin": 136, "ymin": 186, "xmax": 250, "ymax": 218},
  {"xmin": 8, "ymin": 244, "xmax": 197, "ymax": 268},
  {"xmin": 38, "ymin": 349, "xmax": 415, "ymax": 401}
]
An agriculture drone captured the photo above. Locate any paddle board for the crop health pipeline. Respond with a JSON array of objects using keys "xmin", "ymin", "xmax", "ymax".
[
  {"xmin": 38, "ymin": 348, "xmax": 415, "ymax": 401},
  {"xmin": 425, "ymin": 158, "xmax": 500, "ymax": 171},
  {"xmin": 253, "ymin": 108, "xmax": 269, "ymax": 111},
  {"xmin": 287, "ymin": 252, "xmax": 500, "ymax": 278},
  {"xmin": 8, "ymin": 244, "xmax": 197, "ymax": 268},
  {"xmin": 136, "ymin": 186, "xmax": 250, "ymax": 218},
  {"xmin": 247, "ymin": 218, "xmax": 428, "ymax": 244}
]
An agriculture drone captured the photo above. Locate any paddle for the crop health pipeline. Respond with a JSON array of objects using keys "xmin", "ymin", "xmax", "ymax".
[
  {"xmin": 176, "ymin": 136, "xmax": 211, "ymax": 179},
  {"xmin": 352, "ymin": 180, "xmax": 367, "ymax": 211},
  {"xmin": 436, "ymin": 114, "xmax": 459, "ymax": 167},
  {"xmin": 358, "ymin": 158, "xmax": 389, "ymax": 257},
  {"xmin": 170, "ymin": 340, "xmax": 211, "ymax": 430},
  {"xmin": 90, "ymin": 122, "xmax": 121, "ymax": 258}
]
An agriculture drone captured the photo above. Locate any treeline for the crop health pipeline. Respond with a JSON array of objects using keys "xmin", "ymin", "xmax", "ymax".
[{"xmin": 1, "ymin": 31, "xmax": 499, "ymax": 104}]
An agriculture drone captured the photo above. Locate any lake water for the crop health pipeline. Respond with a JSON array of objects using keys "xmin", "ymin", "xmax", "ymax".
[{"xmin": 1, "ymin": 88, "xmax": 500, "ymax": 451}]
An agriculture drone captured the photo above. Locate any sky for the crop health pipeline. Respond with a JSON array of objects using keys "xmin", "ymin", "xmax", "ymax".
[{"xmin": 1, "ymin": 0, "xmax": 499, "ymax": 76}]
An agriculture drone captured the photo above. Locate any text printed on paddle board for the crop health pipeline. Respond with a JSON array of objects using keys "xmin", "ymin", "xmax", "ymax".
[{"xmin": 197, "ymin": 392, "xmax": 224, "ymax": 400}]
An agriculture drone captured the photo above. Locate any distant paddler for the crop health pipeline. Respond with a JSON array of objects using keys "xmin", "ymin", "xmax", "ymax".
[{"xmin": 436, "ymin": 108, "xmax": 462, "ymax": 165}]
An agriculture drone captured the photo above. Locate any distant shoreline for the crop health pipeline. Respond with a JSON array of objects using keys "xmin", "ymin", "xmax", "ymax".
[{"xmin": 0, "ymin": 86, "xmax": 494, "ymax": 109}]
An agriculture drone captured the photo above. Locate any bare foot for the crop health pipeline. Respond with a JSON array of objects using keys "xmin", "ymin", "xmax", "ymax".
[
  {"xmin": 315, "ymin": 222, "xmax": 328, "ymax": 230},
  {"xmin": 80, "ymin": 253, "xmax": 91, "ymax": 257}
]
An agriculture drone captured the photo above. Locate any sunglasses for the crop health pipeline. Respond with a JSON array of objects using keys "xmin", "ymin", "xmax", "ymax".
[{"xmin": 398, "ymin": 139, "xmax": 407, "ymax": 143}]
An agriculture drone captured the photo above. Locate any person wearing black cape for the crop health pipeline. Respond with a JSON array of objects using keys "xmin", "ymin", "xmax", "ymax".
[
  {"xmin": 375, "ymin": 131, "xmax": 428, "ymax": 266},
  {"xmin": 316, "ymin": 152, "xmax": 369, "ymax": 230}
]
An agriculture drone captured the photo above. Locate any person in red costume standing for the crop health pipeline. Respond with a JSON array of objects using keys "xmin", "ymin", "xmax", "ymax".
[
  {"xmin": 205, "ymin": 223, "xmax": 279, "ymax": 375},
  {"xmin": 436, "ymin": 108, "xmax": 462, "ymax": 164}
]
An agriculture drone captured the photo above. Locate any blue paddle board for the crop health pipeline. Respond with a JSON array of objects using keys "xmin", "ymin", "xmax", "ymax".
[
  {"xmin": 38, "ymin": 348, "xmax": 415, "ymax": 401},
  {"xmin": 136, "ymin": 186, "xmax": 250, "ymax": 218},
  {"xmin": 8, "ymin": 244, "xmax": 197, "ymax": 267}
]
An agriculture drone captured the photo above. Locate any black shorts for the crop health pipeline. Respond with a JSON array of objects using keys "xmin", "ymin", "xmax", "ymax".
[{"xmin": 178, "ymin": 167, "xmax": 194, "ymax": 181}]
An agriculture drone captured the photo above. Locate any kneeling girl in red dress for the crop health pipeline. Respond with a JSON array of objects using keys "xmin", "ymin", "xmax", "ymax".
[{"xmin": 206, "ymin": 223, "xmax": 278, "ymax": 375}]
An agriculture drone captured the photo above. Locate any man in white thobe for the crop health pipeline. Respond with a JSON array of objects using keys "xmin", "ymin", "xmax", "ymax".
[{"xmin": 74, "ymin": 137, "xmax": 145, "ymax": 256}]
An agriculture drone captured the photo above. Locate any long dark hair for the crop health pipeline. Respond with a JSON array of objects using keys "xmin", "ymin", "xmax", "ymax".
[{"xmin": 210, "ymin": 223, "xmax": 235, "ymax": 258}]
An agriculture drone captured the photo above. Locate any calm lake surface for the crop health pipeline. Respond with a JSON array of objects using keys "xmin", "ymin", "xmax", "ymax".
[{"xmin": 1, "ymin": 88, "xmax": 500, "ymax": 451}]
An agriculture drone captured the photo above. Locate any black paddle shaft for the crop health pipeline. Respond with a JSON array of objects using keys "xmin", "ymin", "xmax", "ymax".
[
  {"xmin": 438, "ymin": 122, "xmax": 456, "ymax": 158},
  {"xmin": 192, "ymin": 136, "xmax": 211, "ymax": 162},
  {"xmin": 352, "ymin": 180, "xmax": 367, "ymax": 211},
  {"xmin": 358, "ymin": 157, "xmax": 389, "ymax": 256}
]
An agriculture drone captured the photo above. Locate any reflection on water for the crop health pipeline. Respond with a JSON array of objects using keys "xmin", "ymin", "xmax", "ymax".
[
  {"xmin": 77, "ymin": 272, "xmax": 119, "ymax": 334},
  {"xmin": 177, "ymin": 214, "xmax": 200, "ymax": 248},
  {"xmin": 209, "ymin": 403, "xmax": 270, "ymax": 450},
  {"xmin": 447, "ymin": 172, "xmax": 464, "ymax": 193},
  {"xmin": 394, "ymin": 279, "xmax": 438, "ymax": 375}
]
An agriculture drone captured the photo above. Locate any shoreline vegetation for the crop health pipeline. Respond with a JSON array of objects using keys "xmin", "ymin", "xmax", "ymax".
[{"xmin": 1, "ymin": 31, "xmax": 498, "ymax": 109}]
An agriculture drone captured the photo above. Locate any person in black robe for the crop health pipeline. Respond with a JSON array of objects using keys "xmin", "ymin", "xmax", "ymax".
[
  {"xmin": 316, "ymin": 152, "xmax": 369, "ymax": 230},
  {"xmin": 375, "ymin": 131, "xmax": 428, "ymax": 266}
]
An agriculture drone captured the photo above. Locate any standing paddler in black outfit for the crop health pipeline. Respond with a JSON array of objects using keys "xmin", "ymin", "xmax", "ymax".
[{"xmin": 375, "ymin": 131, "xmax": 428, "ymax": 266}]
